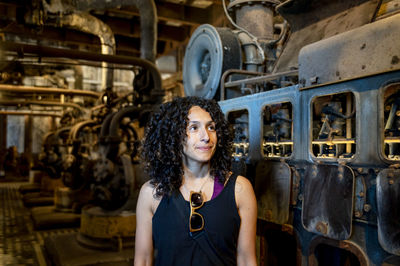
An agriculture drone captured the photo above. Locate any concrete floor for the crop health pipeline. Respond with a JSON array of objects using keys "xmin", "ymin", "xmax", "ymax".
[{"xmin": 0, "ymin": 180, "xmax": 78, "ymax": 266}]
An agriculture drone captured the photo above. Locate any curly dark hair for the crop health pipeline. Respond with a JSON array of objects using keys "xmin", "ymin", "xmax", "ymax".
[{"xmin": 141, "ymin": 96, "xmax": 233, "ymax": 198}]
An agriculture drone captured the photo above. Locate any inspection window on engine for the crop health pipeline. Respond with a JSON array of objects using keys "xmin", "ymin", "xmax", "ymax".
[
  {"xmin": 312, "ymin": 92, "xmax": 355, "ymax": 159},
  {"xmin": 228, "ymin": 110, "xmax": 249, "ymax": 160},
  {"xmin": 262, "ymin": 102, "xmax": 293, "ymax": 158},
  {"xmin": 383, "ymin": 83, "xmax": 400, "ymax": 160}
]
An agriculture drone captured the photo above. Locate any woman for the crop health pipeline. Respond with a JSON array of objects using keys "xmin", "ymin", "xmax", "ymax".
[{"xmin": 134, "ymin": 96, "xmax": 257, "ymax": 266}]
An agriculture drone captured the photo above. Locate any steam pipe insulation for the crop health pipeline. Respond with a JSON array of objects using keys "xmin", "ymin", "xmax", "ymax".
[
  {"xmin": 57, "ymin": 12, "xmax": 116, "ymax": 90},
  {"xmin": 62, "ymin": 0, "xmax": 157, "ymax": 62},
  {"xmin": 0, "ymin": 41, "xmax": 162, "ymax": 94}
]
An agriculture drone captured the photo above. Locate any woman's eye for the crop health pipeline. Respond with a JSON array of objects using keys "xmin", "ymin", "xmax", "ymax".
[
  {"xmin": 189, "ymin": 125, "xmax": 198, "ymax": 131},
  {"xmin": 208, "ymin": 125, "xmax": 216, "ymax": 131}
]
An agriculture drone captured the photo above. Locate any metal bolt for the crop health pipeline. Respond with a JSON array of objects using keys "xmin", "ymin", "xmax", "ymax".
[
  {"xmin": 364, "ymin": 204, "xmax": 371, "ymax": 212},
  {"xmin": 389, "ymin": 179, "xmax": 394, "ymax": 185},
  {"xmin": 359, "ymin": 192, "xmax": 364, "ymax": 197},
  {"xmin": 355, "ymin": 211, "xmax": 362, "ymax": 218},
  {"xmin": 316, "ymin": 221, "xmax": 328, "ymax": 234},
  {"xmin": 310, "ymin": 76, "xmax": 319, "ymax": 84}
]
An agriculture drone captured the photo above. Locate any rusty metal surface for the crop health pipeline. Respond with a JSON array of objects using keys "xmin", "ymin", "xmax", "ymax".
[
  {"xmin": 376, "ymin": 168, "xmax": 400, "ymax": 256},
  {"xmin": 298, "ymin": 13, "xmax": 400, "ymax": 87},
  {"xmin": 302, "ymin": 163, "xmax": 354, "ymax": 240},
  {"xmin": 79, "ymin": 206, "xmax": 136, "ymax": 239},
  {"xmin": 273, "ymin": 0, "xmax": 380, "ymax": 73},
  {"xmin": 255, "ymin": 160, "xmax": 292, "ymax": 224},
  {"xmin": 308, "ymin": 237, "xmax": 369, "ymax": 266},
  {"xmin": 234, "ymin": 4, "xmax": 275, "ymax": 40}
]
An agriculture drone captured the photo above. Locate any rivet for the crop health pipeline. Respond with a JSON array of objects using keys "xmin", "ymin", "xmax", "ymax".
[{"xmin": 364, "ymin": 204, "xmax": 371, "ymax": 212}]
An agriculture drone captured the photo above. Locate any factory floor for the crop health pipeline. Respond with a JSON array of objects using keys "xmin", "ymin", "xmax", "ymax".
[{"xmin": 0, "ymin": 176, "xmax": 78, "ymax": 266}]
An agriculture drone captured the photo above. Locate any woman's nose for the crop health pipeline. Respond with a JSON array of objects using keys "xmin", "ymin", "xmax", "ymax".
[{"xmin": 200, "ymin": 127, "xmax": 210, "ymax": 142}]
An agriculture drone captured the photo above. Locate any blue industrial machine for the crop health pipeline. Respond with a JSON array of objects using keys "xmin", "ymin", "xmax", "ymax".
[{"xmin": 183, "ymin": 0, "xmax": 400, "ymax": 265}]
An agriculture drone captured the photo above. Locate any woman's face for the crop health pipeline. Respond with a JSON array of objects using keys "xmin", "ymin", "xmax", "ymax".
[{"xmin": 182, "ymin": 106, "xmax": 217, "ymax": 165}]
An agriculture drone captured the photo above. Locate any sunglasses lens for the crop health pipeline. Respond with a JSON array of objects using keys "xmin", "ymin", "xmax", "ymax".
[
  {"xmin": 190, "ymin": 213, "xmax": 203, "ymax": 230},
  {"xmin": 190, "ymin": 192, "xmax": 203, "ymax": 207}
]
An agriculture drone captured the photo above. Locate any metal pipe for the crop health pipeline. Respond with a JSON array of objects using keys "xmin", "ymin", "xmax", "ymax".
[
  {"xmin": 236, "ymin": 31, "xmax": 264, "ymax": 71},
  {"xmin": 0, "ymin": 100, "xmax": 85, "ymax": 112},
  {"xmin": 61, "ymin": 0, "xmax": 157, "ymax": 62},
  {"xmin": 57, "ymin": 12, "xmax": 116, "ymax": 89},
  {"xmin": 219, "ymin": 68, "xmax": 298, "ymax": 100},
  {"xmin": 0, "ymin": 111, "xmax": 61, "ymax": 117},
  {"xmin": 0, "ymin": 41, "xmax": 162, "ymax": 93},
  {"xmin": 346, "ymin": 93, "xmax": 352, "ymax": 153},
  {"xmin": 230, "ymin": 0, "xmax": 276, "ymax": 41},
  {"xmin": 69, "ymin": 120, "xmax": 97, "ymax": 140},
  {"xmin": 224, "ymin": 69, "xmax": 298, "ymax": 87},
  {"xmin": 0, "ymin": 83, "xmax": 100, "ymax": 98},
  {"xmin": 109, "ymin": 106, "xmax": 144, "ymax": 139},
  {"xmin": 100, "ymin": 112, "xmax": 117, "ymax": 138}
]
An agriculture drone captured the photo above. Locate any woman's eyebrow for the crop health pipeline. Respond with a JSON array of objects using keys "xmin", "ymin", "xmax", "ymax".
[{"xmin": 188, "ymin": 120, "xmax": 214, "ymax": 124}]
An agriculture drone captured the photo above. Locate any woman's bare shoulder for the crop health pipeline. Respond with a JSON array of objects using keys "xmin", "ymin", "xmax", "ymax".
[
  {"xmin": 234, "ymin": 175, "xmax": 256, "ymax": 207},
  {"xmin": 140, "ymin": 180, "xmax": 155, "ymax": 193},
  {"xmin": 138, "ymin": 180, "xmax": 162, "ymax": 214},
  {"xmin": 235, "ymin": 175, "xmax": 253, "ymax": 193}
]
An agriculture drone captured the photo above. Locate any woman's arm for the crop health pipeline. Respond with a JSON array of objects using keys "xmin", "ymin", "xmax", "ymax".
[
  {"xmin": 235, "ymin": 175, "xmax": 258, "ymax": 266},
  {"xmin": 134, "ymin": 181, "xmax": 156, "ymax": 266}
]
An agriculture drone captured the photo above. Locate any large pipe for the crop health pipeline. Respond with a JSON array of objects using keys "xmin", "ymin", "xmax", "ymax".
[
  {"xmin": 0, "ymin": 111, "xmax": 62, "ymax": 117},
  {"xmin": 0, "ymin": 100, "xmax": 85, "ymax": 112},
  {"xmin": 109, "ymin": 106, "xmax": 146, "ymax": 139},
  {"xmin": 42, "ymin": 1, "xmax": 116, "ymax": 90},
  {"xmin": 57, "ymin": 12, "xmax": 115, "ymax": 90},
  {"xmin": 229, "ymin": 0, "xmax": 276, "ymax": 41},
  {"xmin": 0, "ymin": 83, "xmax": 100, "ymax": 98},
  {"xmin": 69, "ymin": 120, "xmax": 97, "ymax": 140},
  {"xmin": 0, "ymin": 41, "xmax": 162, "ymax": 93},
  {"xmin": 57, "ymin": 0, "xmax": 157, "ymax": 62}
]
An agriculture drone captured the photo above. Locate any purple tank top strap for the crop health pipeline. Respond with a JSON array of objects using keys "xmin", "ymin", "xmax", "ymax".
[{"xmin": 211, "ymin": 177, "xmax": 225, "ymax": 200}]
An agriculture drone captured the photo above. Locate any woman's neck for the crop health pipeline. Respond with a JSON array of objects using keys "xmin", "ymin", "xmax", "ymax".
[
  {"xmin": 182, "ymin": 163, "xmax": 210, "ymax": 181},
  {"xmin": 183, "ymin": 160, "xmax": 210, "ymax": 179},
  {"xmin": 181, "ymin": 163, "xmax": 214, "ymax": 199}
]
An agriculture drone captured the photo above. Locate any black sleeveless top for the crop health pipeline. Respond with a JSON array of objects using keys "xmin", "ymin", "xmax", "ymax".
[{"xmin": 152, "ymin": 174, "xmax": 240, "ymax": 266}]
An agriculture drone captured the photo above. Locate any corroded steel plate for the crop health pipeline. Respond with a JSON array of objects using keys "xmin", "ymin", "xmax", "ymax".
[
  {"xmin": 302, "ymin": 163, "xmax": 354, "ymax": 240},
  {"xmin": 255, "ymin": 160, "xmax": 291, "ymax": 224},
  {"xmin": 377, "ymin": 168, "xmax": 400, "ymax": 255}
]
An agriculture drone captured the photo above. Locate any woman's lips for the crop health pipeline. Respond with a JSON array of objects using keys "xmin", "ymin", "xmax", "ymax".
[{"xmin": 197, "ymin": 146, "xmax": 213, "ymax": 151}]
